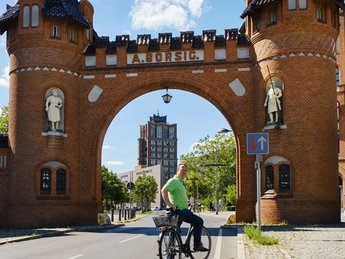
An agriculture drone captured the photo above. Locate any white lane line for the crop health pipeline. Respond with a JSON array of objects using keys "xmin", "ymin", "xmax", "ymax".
[
  {"xmin": 214, "ymin": 228, "xmax": 223, "ymax": 259},
  {"xmin": 119, "ymin": 234, "xmax": 144, "ymax": 244},
  {"xmin": 67, "ymin": 255, "xmax": 84, "ymax": 259}
]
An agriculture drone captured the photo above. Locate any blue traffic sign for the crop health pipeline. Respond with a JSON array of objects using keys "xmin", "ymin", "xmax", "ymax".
[{"xmin": 246, "ymin": 133, "xmax": 269, "ymax": 155}]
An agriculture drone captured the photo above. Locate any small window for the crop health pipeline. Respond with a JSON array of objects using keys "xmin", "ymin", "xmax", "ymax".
[
  {"xmin": 40, "ymin": 168, "xmax": 52, "ymax": 194},
  {"xmin": 56, "ymin": 169, "xmax": 67, "ymax": 193},
  {"xmin": 279, "ymin": 165, "xmax": 291, "ymax": 192},
  {"xmin": 270, "ymin": 9, "xmax": 277, "ymax": 24},
  {"xmin": 288, "ymin": 0, "xmax": 297, "ymax": 10},
  {"xmin": 265, "ymin": 166, "xmax": 274, "ymax": 191},
  {"xmin": 52, "ymin": 25, "xmax": 59, "ymax": 38},
  {"xmin": 31, "ymin": 5, "xmax": 39, "ymax": 27},
  {"xmin": 169, "ymin": 127, "xmax": 175, "ymax": 138},
  {"xmin": 23, "ymin": 6, "xmax": 30, "ymax": 28},
  {"xmin": 331, "ymin": 8, "xmax": 338, "ymax": 28},
  {"xmin": 299, "ymin": 0, "xmax": 307, "ymax": 9},
  {"xmin": 157, "ymin": 126, "xmax": 162, "ymax": 138},
  {"xmin": 69, "ymin": 30, "xmax": 75, "ymax": 42},
  {"xmin": 253, "ymin": 14, "xmax": 261, "ymax": 32},
  {"xmin": 317, "ymin": 2, "xmax": 326, "ymax": 22}
]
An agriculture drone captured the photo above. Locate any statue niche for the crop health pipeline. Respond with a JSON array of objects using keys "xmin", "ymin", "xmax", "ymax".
[
  {"xmin": 45, "ymin": 88, "xmax": 64, "ymax": 132},
  {"xmin": 264, "ymin": 77, "xmax": 284, "ymax": 127}
]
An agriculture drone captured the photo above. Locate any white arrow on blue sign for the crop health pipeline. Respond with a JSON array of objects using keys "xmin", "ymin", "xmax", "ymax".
[{"xmin": 246, "ymin": 133, "xmax": 269, "ymax": 155}]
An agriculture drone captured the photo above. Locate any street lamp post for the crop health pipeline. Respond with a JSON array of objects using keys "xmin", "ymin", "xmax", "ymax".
[{"xmin": 215, "ymin": 128, "xmax": 231, "ymax": 215}]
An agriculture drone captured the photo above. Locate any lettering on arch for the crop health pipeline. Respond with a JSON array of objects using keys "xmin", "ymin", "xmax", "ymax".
[{"xmin": 127, "ymin": 50, "xmax": 204, "ymax": 65}]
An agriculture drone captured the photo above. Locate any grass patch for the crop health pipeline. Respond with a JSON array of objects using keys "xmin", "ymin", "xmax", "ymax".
[{"xmin": 243, "ymin": 225, "xmax": 278, "ymax": 245}]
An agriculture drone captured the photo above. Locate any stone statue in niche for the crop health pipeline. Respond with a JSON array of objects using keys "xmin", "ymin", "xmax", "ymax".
[
  {"xmin": 45, "ymin": 89, "xmax": 63, "ymax": 131},
  {"xmin": 264, "ymin": 80, "xmax": 283, "ymax": 125}
]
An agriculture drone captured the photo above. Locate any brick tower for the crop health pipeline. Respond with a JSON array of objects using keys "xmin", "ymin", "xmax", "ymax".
[
  {"xmin": 242, "ymin": 0, "xmax": 340, "ymax": 223},
  {"xmin": 1, "ymin": 0, "xmax": 99, "ymax": 227}
]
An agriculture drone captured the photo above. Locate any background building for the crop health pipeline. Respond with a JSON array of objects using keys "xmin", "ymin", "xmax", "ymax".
[
  {"xmin": 137, "ymin": 114, "xmax": 178, "ymax": 182},
  {"xmin": 118, "ymin": 164, "xmax": 164, "ymax": 209}
]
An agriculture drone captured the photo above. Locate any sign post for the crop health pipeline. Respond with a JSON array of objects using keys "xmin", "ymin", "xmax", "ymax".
[{"xmin": 247, "ymin": 133, "xmax": 269, "ymax": 231}]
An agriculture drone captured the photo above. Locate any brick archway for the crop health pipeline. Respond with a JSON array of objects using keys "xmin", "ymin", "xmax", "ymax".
[{"xmin": 78, "ymin": 71, "xmax": 259, "ymax": 223}]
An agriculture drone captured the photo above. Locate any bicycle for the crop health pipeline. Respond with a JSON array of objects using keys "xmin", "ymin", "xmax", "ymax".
[{"xmin": 153, "ymin": 208, "xmax": 211, "ymax": 259}]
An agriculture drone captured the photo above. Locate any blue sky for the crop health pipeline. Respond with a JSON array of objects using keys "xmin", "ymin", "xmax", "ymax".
[{"xmin": 0, "ymin": 0, "xmax": 245, "ymax": 173}]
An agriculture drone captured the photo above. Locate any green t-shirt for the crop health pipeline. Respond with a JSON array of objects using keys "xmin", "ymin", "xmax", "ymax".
[{"xmin": 165, "ymin": 175, "xmax": 189, "ymax": 210}]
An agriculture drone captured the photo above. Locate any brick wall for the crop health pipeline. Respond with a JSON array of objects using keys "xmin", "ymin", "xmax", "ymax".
[{"xmin": 0, "ymin": 0, "xmax": 342, "ymax": 227}]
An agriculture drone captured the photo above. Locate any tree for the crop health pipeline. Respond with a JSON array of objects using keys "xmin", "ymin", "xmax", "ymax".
[
  {"xmin": 101, "ymin": 165, "xmax": 128, "ymax": 209},
  {"xmin": 0, "ymin": 105, "xmax": 9, "ymax": 134},
  {"xmin": 132, "ymin": 172, "xmax": 158, "ymax": 212},
  {"xmin": 180, "ymin": 133, "xmax": 236, "ymax": 210}
]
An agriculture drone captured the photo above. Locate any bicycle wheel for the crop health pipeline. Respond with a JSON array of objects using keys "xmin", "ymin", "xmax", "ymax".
[
  {"xmin": 158, "ymin": 229, "xmax": 183, "ymax": 259},
  {"xmin": 187, "ymin": 226, "xmax": 211, "ymax": 259}
]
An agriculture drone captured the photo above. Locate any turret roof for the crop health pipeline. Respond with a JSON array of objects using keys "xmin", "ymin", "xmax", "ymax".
[
  {"xmin": 0, "ymin": 0, "xmax": 89, "ymax": 35},
  {"xmin": 241, "ymin": 0, "xmax": 277, "ymax": 18},
  {"xmin": 241, "ymin": 0, "xmax": 345, "ymax": 18},
  {"xmin": 0, "ymin": 4, "xmax": 19, "ymax": 35},
  {"xmin": 42, "ymin": 0, "xmax": 90, "ymax": 28}
]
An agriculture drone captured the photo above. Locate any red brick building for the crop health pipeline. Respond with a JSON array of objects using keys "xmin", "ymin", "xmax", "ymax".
[{"xmin": 0, "ymin": 0, "xmax": 343, "ymax": 228}]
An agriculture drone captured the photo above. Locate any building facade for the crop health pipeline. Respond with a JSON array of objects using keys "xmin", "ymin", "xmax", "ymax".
[
  {"xmin": 0, "ymin": 0, "xmax": 343, "ymax": 227},
  {"xmin": 118, "ymin": 164, "xmax": 164, "ymax": 209},
  {"xmin": 138, "ymin": 114, "xmax": 178, "ymax": 181}
]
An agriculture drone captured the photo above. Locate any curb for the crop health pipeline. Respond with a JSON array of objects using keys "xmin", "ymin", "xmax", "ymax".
[{"xmin": 0, "ymin": 223, "xmax": 124, "ymax": 245}]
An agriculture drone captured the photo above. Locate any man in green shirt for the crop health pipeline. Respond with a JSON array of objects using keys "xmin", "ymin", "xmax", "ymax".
[{"xmin": 161, "ymin": 163, "xmax": 208, "ymax": 252}]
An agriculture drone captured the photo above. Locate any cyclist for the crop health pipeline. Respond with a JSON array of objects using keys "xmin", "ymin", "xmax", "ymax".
[{"xmin": 161, "ymin": 163, "xmax": 208, "ymax": 252}]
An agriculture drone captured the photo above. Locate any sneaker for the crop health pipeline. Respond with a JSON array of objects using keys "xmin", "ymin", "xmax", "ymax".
[{"xmin": 193, "ymin": 245, "xmax": 209, "ymax": 252}]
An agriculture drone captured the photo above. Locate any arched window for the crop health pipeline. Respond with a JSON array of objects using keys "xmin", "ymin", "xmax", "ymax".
[
  {"xmin": 40, "ymin": 168, "xmax": 52, "ymax": 194},
  {"xmin": 279, "ymin": 164, "xmax": 291, "ymax": 192},
  {"xmin": 56, "ymin": 169, "xmax": 66, "ymax": 193},
  {"xmin": 299, "ymin": 0, "xmax": 307, "ymax": 9},
  {"xmin": 288, "ymin": 0, "xmax": 296, "ymax": 10},
  {"xmin": 265, "ymin": 165, "xmax": 274, "ymax": 191},
  {"xmin": 23, "ymin": 6, "xmax": 30, "ymax": 28},
  {"xmin": 31, "ymin": 5, "xmax": 39, "ymax": 27},
  {"xmin": 37, "ymin": 162, "xmax": 69, "ymax": 198}
]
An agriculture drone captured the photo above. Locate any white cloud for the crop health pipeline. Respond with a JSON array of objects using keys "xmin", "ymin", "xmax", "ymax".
[
  {"xmin": 106, "ymin": 161, "xmax": 124, "ymax": 166},
  {"xmin": 188, "ymin": 0, "xmax": 203, "ymax": 17},
  {"xmin": 0, "ymin": 66, "xmax": 9, "ymax": 88},
  {"xmin": 129, "ymin": 0, "xmax": 205, "ymax": 31},
  {"xmin": 102, "ymin": 144, "xmax": 116, "ymax": 150}
]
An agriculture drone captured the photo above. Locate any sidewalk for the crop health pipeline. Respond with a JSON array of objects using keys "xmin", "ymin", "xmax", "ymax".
[{"xmin": 237, "ymin": 210, "xmax": 345, "ymax": 259}]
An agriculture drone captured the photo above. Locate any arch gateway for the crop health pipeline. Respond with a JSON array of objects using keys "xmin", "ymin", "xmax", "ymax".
[{"xmin": 0, "ymin": 0, "xmax": 344, "ymax": 228}]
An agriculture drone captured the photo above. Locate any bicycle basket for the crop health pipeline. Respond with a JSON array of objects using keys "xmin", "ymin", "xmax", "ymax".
[{"xmin": 152, "ymin": 215, "xmax": 178, "ymax": 227}]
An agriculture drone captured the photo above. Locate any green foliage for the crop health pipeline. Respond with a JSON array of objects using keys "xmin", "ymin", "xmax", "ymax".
[
  {"xmin": 132, "ymin": 172, "xmax": 158, "ymax": 211},
  {"xmin": 226, "ymin": 184, "xmax": 237, "ymax": 207},
  {"xmin": 0, "ymin": 106, "xmax": 9, "ymax": 133},
  {"xmin": 101, "ymin": 166, "xmax": 128, "ymax": 207},
  {"xmin": 180, "ymin": 133, "xmax": 236, "ymax": 210},
  {"xmin": 243, "ymin": 225, "xmax": 278, "ymax": 245}
]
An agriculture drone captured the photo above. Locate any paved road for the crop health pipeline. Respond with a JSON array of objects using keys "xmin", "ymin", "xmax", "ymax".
[{"xmin": 0, "ymin": 211, "xmax": 237, "ymax": 259}]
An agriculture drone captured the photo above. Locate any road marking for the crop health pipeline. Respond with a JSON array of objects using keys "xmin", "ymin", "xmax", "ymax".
[
  {"xmin": 214, "ymin": 228, "xmax": 223, "ymax": 259},
  {"xmin": 67, "ymin": 255, "xmax": 83, "ymax": 259},
  {"xmin": 119, "ymin": 234, "xmax": 144, "ymax": 244}
]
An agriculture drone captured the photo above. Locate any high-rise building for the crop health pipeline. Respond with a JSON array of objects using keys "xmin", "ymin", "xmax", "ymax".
[{"xmin": 137, "ymin": 114, "xmax": 177, "ymax": 182}]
